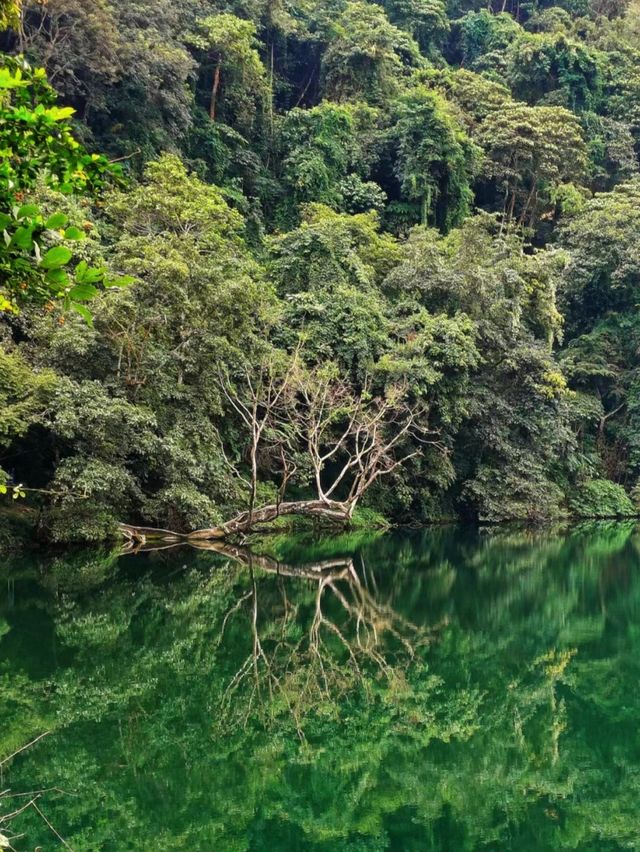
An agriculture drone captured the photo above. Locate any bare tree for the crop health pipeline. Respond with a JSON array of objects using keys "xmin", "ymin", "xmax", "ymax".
[
  {"xmin": 121, "ymin": 359, "xmax": 443, "ymax": 544},
  {"xmin": 218, "ymin": 352, "xmax": 300, "ymax": 526}
]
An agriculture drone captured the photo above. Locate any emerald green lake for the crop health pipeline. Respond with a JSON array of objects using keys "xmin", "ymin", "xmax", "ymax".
[{"xmin": 2, "ymin": 523, "xmax": 640, "ymax": 850}]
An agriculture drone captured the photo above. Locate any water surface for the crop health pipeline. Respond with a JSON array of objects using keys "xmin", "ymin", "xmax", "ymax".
[{"xmin": 2, "ymin": 523, "xmax": 640, "ymax": 850}]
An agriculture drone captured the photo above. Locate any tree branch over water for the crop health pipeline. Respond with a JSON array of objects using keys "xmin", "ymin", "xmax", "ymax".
[{"xmin": 121, "ymin": 359, "xmax": 441, "ymax": 544}]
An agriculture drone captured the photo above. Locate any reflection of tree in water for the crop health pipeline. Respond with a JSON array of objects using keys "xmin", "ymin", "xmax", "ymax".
[
  {"xmin": 2, "ymin": 524, "xmax": 640, "ymax": 848},
  {"xmin": 141, "ymin": 540, "xmax": 441, "ymax": 734}
]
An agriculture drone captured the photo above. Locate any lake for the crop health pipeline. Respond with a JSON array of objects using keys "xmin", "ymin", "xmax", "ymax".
[{"xmin": 1, "ymin": 523, "xmax": 640, "ymax": 850}]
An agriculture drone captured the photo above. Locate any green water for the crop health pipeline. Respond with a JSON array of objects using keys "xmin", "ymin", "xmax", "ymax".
[{"xmin": 2, "ymin": 523, "xmax": 640, "ymax": 850}]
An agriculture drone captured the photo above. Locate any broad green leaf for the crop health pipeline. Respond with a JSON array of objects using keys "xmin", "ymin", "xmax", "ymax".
[
  {"xmin": 75, "ymin": 261, "xmax": 105, "ymax": 284},
  {"xmin": 70, "ymin": 302, "xmax": 94, "ymax": 326},
  {"xmin": 46, "ymin": 268, "xmax": 69, "ymax": 287},
  {"xmin": 41, "ymin": 246, "xmax": 73, "ymax": 269},
  {"xmin": 10, "ymin": 226, "xmax": 34, "ymax": 250},
  {"xmin": 74, "ymin": 259, "xmax": 88, "ymax": 279},
  {"xmin": 45, "ymin": 106, "xmax": 76, "ymax": 121},
  {"xmin": 0, "ymin": 68, "xmax": 27, "ymax": 89},
  {"xmin": 45, "ymin": 213, "xmax": 69, "ymax": 229},
  {"xmin": 64, "ymin": 226, "xmax": 85, "ymax": 241},
  {"xmin": 68, "ymin": 282, "xmax": 99, "ymax": 301},
  {"xmin": 16, "ymin": 203, "xmax": 40, "ymax": 219}
]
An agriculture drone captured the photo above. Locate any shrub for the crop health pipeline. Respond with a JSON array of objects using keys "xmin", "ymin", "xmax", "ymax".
[{"xmin": 569, "ymin": 479, "xmax": 635, "ymax": 518}]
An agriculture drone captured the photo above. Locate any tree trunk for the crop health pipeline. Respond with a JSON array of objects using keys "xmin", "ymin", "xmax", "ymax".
[
  {"xmin": 421, "ymin": 184, "xmax": 432, "ymax": 226},
  {"xmin": 269, "ymin": 42, "xmax": 274, "ymax": 138},
  {"xmin": 120, "ymin": 498, "xmax": 352, "ymax": 545},
  {"xmin": 210, "ymin": 60, "xmax": 221, "ymax": 121}
]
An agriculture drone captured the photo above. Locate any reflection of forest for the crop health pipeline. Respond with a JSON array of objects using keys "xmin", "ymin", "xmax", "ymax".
[
  {"xmin": 178, "ymin": 540, "xmax": 442, "ymax": 731},
  {"xmin": 2, "ymin": 522, "xmax": 640, "ymax": 849}
]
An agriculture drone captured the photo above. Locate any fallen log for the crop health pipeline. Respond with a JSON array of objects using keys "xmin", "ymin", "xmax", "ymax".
[{"xmin": 119, "ymin": 498, "xmax": 352, "ymax": 544}]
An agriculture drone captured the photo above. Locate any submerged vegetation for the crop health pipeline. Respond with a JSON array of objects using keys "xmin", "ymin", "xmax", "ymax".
[{"xmin": 2, "ymin": 0, "xmax": 640, "ymax": 538}]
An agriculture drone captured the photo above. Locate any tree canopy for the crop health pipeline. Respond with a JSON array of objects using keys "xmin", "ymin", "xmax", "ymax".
[{"xmin": 1, "ymin": 0, "xmax": 640, "ymax": 537}]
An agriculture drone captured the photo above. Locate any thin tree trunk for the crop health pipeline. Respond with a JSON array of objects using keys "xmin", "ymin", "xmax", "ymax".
[
  {"xmin": 519, "ymin": 180, "xmax": 537, "ymax": 228},
  {"xmin": 507, "ymin": 187, "xmax": 517, "ymax": 223},
  {"xmin": 269, "ymin": 42, "xmax": 274, "ymax": 137},
  {"xmin": 210, "ymin": 59, "xmax": 221, "ymax": 121},
  {"xmin": 421, "ymin": 184, "xmax": 432, "ymax": 226}
]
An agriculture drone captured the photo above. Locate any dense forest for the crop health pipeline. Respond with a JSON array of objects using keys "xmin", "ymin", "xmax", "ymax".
[{"xmin": 2, "ymin": 0, "xmax": 640, "ymax": 542}]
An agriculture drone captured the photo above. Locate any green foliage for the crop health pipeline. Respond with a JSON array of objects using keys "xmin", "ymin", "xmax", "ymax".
[
  {"xmin": 452, "ymin": 10, "xmax": 522, "ymax": 75},
  {"xmin": 438, "ymin": 67, "xmax": 513, "ymax": 126},
  {"xmin": 507, "ymin": 32, "xmax": 604, "ymax": 111},
  {"xmin": 0, "ymin": 346, "xmax": 55, "ymax": 494},
  {"xmin": 349, "ymin": 504, "xmax": 392, "ymax": 527},
  {"xmin": 322, "ymin": 1, "xmax": 423, "ymax": 104},
  {"xmin": 569, "ymin": 478, "xmax": 635, "ymax": 516},
  {"xmin": 380, "ymin": 0, "xmax": 450, "ymax": 54},
  {"xmin": 558, "ymin": 186, "xmax": 640, "ymax": 488},
  {"xmin": 19, "ymin": 0, "xmax": 121, "ymax": 116},
  {"xmin": 276, "ymin": 101, "xmax": 363, "ymax": 219},
  {"xmin": 392, "ymin": 84, "xmax": 481, "ymax": 229},
  {"xmin": 0, "ymin": 56, "xmax": 123, "ymax": 316},
  {"xmin": 270, "ymin": 203, "xmax": 400, "ymax": 296},
  {"xmin": 31, "ymin": 154, "xmax": 274, "ymax": 538},
  {"xmin": 385, "ymin": 214, "xmax": 572, "ymax": 520},
  {"xmin": 192, "ymin": 13, "xmax": 268, "ymax": 133},
  {"xmin": 559, "ymin": 180, "xmax": 640, "ymax": 333},
  {"xmin": 269, "ymin": 204, "xmax": 400, "ymax": 374},
  {"xmin": 275, "ymin": 100, "xmax": 387, "ymax": 224},
  {"xmin": 0, "ymin": 348, "xmax": 55, "ymax": 448},
  {"xmin": 582, "ymin": 113, "xmax": 638, "ymax": 191},
  {"xmin": 0, "ymin": 0, "xmax": 20, "ymax": 30},
  {"xmin": 0, "ymin": 201, "xmax": 129, "ymax": 315},
  {"xmin": 476, "ymin": 102, "xmax": 587, "ymax": 227},
  {"xmin": 1, "ymin": 0, "xmax": 640, "ymax": 531},
  {"xmin": 18, "ymin": 0, "xmax": 196, "ymax": 158},
  {"xmin": 0, "ymin": 57, "xmax": 116, "ymax": 203}
]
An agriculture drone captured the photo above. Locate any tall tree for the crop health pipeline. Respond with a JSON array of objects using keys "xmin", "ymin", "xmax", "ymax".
[
  {"xmin": 392, "ymin": 84, "xmax": 481, "ymax": 229},
  {"xmin": 476, "ymin": 103, "xmax": 587, "ymax": 227},
  {"xmin": 193, "ymin": 13, "xmax": 269, "ymax": 131},
  {"xmin": 321, "ymin": 1, "xmax": 423, "ymax": 104}
]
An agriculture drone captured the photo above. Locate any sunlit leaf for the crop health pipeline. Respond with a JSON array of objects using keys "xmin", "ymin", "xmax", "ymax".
[
  {"xmin": 45, "ymin": 212, "xmax": 69, "ymax": 229},
  {"xmin": 64, "ymin": 226, "xmax": 85, "ymax": 241},
  {"xmin": 41, "ymin": 246, "xmax": 73, "ymax": 269}
]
